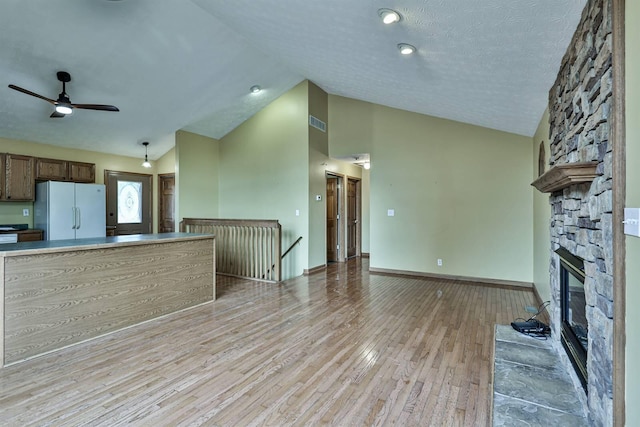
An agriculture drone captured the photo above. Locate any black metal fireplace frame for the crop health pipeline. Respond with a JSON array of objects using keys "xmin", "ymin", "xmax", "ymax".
[{"xmin": 556, "ymin": 247, "xmax": 588, "ymax": 393}]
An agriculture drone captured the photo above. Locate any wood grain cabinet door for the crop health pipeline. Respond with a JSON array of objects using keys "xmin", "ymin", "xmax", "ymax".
[
  {"xmin": 68, "ymin": 161, "xmax": 96, "ymax": 183},
  {"xmin": 35, "ymin": 157, "xmax": 68, "ymax": 181},
  {"xmin": 0, "ymin": 153, "xmax": 4, "ymax": 199},
  {"xmin": 5, "ymin": 154, "xmax": 35, "ymax": 201}
]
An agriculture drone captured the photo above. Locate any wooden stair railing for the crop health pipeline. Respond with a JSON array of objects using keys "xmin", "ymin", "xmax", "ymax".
[
  {"xmin": 263, "ymin": 236, "xmax": 302, "ymax": 279},
  {"xmin": 180, "ymin": 218, "xmax": 282, "ymax": 282}
]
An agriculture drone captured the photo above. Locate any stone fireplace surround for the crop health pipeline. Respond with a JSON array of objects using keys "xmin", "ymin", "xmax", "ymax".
[{"xmin": 544, "ymin": 0, "xmax": 614, "ymax": 425}]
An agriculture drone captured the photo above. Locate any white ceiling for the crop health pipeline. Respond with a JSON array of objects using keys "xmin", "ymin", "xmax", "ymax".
[{"xmin": 0, "ymin": 0, "xmax": 586, "ymax": 160}]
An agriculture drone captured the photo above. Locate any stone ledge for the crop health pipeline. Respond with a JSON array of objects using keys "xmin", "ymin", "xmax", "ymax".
[
  {"xmin": 492, "ymin": 325, "xmax": 587, "ymax": 426},
  {"xmin": 531, "ymin": 162, "xmax": 599, "ymax": 193}
]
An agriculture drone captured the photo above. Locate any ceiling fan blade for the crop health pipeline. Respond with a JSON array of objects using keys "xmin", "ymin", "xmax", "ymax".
[
  {"xmin": 71, "ymin": 103, "xmax": 119, "ymax": 112},
  {"xmin": 50, "ymin": 111, "xmax": 66, "ymax": 118},
  {"xmin": 8, "ymin": 84, "xmax": 56, "ymax": 105}
]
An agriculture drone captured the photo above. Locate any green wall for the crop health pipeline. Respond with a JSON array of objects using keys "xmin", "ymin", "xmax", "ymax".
[
  {"xmin": 625, "ymin": 0, "xmax": 640, "ymax": 423},
  {"xmin": 175, "ymin": 130, "xmax": 219, "ymax": 224},
  {"xmin": 328, "ymin": 95, "xmax": 373, "ymax": 158},
  {"xmin": 330, "ymin": 98, "xmax": 534, "ymax": 283},
  {"xmin": 218, "ymin": 81, "xmax": 309, "ymax": 279},
  {"xmin": 307, "ymin": 82, "xmax": 330, "ymax": 270},
  {"xmin": 532, "ymin": 109, "xmax": 552, "ymax": 302},
  {"xmin": 212, "ymin": 81, "xmax": 362, "ymax": 277},
  {"xmin": 361, "ymin": 169, "xmax": 371, "ymax": 254}
]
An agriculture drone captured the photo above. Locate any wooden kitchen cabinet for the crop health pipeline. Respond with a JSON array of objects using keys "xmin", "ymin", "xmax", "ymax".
[
  {"xmin": 0, "ymin": 229, "xmax": 44, "ymax": 242},
  {"xmin": 68, "ymin": 161, "xmax": 95, "ymax": 183},
  {"xmin": 3, "ymin": 154, "xmax": 35, "ymax": 201},
  {"xmin": 35, "ymin": 157, "xmax": 68, "ymax": 181},
  {"xmin": 35, "ymin": 158, "xmax": 95, "ymax": 183},
  {"xmin": 0, "ymin": 154, "xmax": 5, "ymax": 200},
  {"xmin": 17, "ymin": 229, "xmax": 43, "ymax": 242}
]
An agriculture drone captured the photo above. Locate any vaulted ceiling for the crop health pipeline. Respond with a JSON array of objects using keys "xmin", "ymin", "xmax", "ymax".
[{"xmin": 0, "ymin": 0, "xmax": 586, "ymax": 160}]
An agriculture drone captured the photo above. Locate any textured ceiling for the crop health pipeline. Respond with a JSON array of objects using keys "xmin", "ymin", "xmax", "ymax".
[{"xmin": 0, "ymin": 0, "xmax": 586, "ymax": 160}]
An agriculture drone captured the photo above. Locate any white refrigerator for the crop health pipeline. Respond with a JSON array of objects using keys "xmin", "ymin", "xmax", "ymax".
[{"xmin": 35, "ymin": 181, "xmax": 106, "ymax": 240}]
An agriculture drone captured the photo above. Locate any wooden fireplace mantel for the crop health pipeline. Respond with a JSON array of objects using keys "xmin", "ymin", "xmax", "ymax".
[{"xmin": 531, "ymin": 161, "xmax": 599, "ymax": 193}]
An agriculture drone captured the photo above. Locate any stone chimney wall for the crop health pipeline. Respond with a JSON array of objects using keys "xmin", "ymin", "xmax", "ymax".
[{"xmin": 547, "ymin": 0, "xmax": 613, "ymax": 425}]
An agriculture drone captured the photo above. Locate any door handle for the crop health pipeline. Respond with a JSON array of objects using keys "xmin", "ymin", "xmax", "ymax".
[
  {"xmin": 76, "ymin": 208, "xmax": 81, "ymax": 229},
  {"xmin": 72, "ymin": 207, "xmax": 77, "ymax": 229}
]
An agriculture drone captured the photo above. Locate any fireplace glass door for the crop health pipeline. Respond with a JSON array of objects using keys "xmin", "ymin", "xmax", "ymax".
[
  {"xmin": 557, "ymin": 247, "xmax": 588, "ymax": 392},
  {"xmin": 563, "ymin": 270, "xmax": 587, "ymax": 349}
]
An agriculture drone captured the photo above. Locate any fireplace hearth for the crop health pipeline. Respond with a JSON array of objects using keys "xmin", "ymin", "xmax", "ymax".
[{"xmin": 556, "ymin": 247, "xmax": 588, "ymax": 393}]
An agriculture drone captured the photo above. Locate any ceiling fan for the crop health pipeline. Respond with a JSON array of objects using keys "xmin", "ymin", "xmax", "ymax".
[{"xmin": 8, "ymin": 71, "xmax": 119, "ymax": 118}]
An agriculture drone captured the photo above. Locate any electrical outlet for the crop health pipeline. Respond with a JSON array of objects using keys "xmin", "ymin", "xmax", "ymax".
[
  {"xmin": 437, "ymin": 259, "xmax": 443, "ymax": 267},
  {"xmin": 22, "ymin": 208, "xmax": 29, "ymax": 216},
  {"xmin": 295, "ymin": 209, "xmax": 300, "ymax": 216}
]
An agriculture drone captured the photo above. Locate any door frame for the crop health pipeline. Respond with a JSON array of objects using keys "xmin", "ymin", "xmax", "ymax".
[
  {"xmin": 158, "ymin": 173, "xmax": 175, "ymax": 233},
  {"xmin": 326, "ymin": 172, "xmax": 362, "ymax": 263},
  {"xmin": 326, "ymin": 172, "xmax": 343, "ymax": 262},
  {"xmin": 104, "ymin": 170, "xmax": 153, "ymax": 235},
  {"xmin": 346, "ymin": 176, "xmax": 362, "ymax": 259}
]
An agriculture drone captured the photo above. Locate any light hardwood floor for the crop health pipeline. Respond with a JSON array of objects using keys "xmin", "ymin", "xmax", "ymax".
[{"xmin": 0, "ymin": 259, "xmax": 535, "ymax": 426}]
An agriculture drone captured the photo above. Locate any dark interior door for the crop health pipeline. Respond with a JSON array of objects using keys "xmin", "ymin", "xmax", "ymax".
[
  {"xmin": 158, "ymin": 173, "xmax": 175, "ymax": 233},
  {"xmin": 326, "ymin": 176, "xmax": 339, "ymax": 262},
  {"xmin": 347, "ymin": 178, "xmax": 358, "ymax": 258},
  {"xmin": 105, "ymin": 170, "xmax": 153, "ymax": 235}
]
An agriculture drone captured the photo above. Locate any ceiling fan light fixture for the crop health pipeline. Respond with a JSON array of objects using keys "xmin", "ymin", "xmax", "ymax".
[
  {"xmin": 55, "ymin": 104, "xmax": 73, "ymax": 115},
  {"xmin": 141, "ymin": 141, "xmax": 152, "ymax": 168},
  {"xmin": 397, "ymin": 43, "xmax": 416, "ymax": 55},
  {"xmin": 378, "ymin": 8, "xmax": 401, "ymax": 24}
]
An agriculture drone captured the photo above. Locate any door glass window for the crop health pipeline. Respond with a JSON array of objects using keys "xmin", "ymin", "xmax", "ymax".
[{"xmin": 117, "ymin": 180, "xmax": 142, "ymax": 223}]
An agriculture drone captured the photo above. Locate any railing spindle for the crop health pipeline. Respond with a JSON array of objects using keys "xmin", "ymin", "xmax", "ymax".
[{"xmin": 180, "ymin": 218, "xmax": 282, "ymax": 282}]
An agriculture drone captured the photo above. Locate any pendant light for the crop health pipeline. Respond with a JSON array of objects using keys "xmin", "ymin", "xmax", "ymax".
[{"xmin": 141, "ymin": 141, "xmax": 151, "ymax": 168}]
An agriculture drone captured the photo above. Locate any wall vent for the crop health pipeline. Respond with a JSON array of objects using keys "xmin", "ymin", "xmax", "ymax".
[{"xmin": 309, "ymin": 115, "xmax": 327, "ymax": 132}]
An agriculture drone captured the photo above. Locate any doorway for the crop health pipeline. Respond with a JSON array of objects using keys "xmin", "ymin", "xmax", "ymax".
[
  {"xmin": 158, "ymin": 173, "xmax": 175, "ymax": 233},
  {"xmin": 326, "ymin": 173, "xmax": 362, "ymax": 262},
  {"xmin": 105, "ymin": 170, "xmax": 153, "ymax": 235},
  {"xmin": 346, "ymin": 178, "xmax": 361, "ymax": 258},
  {"xmin": 326, "ymin": 174, "xmax": 340, "ymax": 263}
]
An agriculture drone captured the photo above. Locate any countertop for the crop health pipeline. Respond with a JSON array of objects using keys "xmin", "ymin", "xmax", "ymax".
[{"xmin": 0, "ymin": 233, "xmax": 214, "ymax": 256}]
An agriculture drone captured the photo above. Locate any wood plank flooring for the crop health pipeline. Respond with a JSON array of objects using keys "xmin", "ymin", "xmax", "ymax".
[{"xmin": 0, "ymin": 259, "xmax": 536, "ymax": 426}]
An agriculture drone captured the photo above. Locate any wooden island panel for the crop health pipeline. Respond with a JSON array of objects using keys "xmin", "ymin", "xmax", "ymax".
[{"xmin": 1, "ymin": 235, "xmax": 214, "ymax": 365}]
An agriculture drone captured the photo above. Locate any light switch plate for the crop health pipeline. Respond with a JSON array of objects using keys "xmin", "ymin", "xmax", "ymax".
[
  {"xmin": 22, "ymin": 208, "xmax": 29, "ymax": 216},
  {"xmin": 624, "ymin": 208, "xmax": 640, "ymax": 237},
  {"xmin": 387, "ymin": 209, "xmax": 395, "ymax": 217}
]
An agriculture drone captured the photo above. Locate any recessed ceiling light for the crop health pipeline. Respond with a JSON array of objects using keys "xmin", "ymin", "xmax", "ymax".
[
  {"xmin": 397, "ymin": 43, "xmax": 416, "ymax": 55},
  {"xmin": 378, "ymin": 8, "xmax": 401, "ymax": 24},
  {"xmin": 250, "ymin": 85, "xmax": 261, "ymax": 94}
]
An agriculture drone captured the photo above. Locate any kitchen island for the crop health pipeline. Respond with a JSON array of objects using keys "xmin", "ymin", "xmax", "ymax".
[{"xmin": 0, "ymin": 233, "xmax": 215, "ymax": 366}]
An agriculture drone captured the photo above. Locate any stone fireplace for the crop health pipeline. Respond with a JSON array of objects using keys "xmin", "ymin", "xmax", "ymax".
[{"xmin": 531, "ymin": 0, "xmax": 614, "ymax": 425}]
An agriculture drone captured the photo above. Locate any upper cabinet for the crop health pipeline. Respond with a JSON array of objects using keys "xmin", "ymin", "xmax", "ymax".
[
  {"xmin": 35, "ymin": 158, "xmax": 95, "ymax": 183},
  {"xmin": 3, "ymin": 154, "xmax": 35, "ymax": 201},
  {"xmin": 68, "ymin": 161, "xmax": 95, "ymax": 183},
  {"xmin": 0, "ymin": 153, "xmax": 96, "ymax": 203},
  {"xmin": 36, "ymin": 157, "xmax": 68, "ymax": 181}
]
